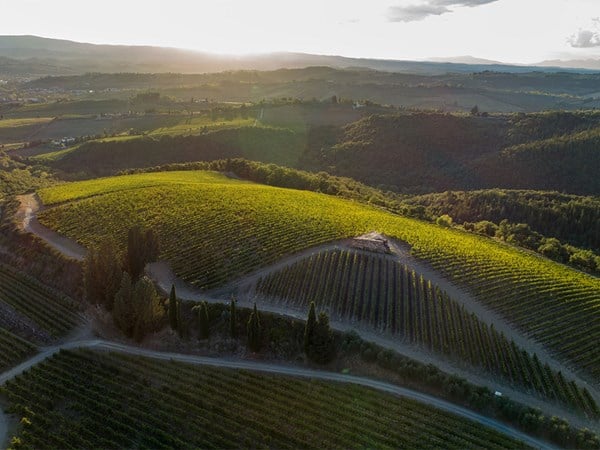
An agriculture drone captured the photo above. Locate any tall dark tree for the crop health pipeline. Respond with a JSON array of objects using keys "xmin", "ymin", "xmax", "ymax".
[
  {"xmin": 126, "ymin": 225, "xmax": 146, "ymax": 280},
  {"xmin": 113, "ymin": 272, "xmax": 134, "ymax": 337},
  {"xmin": 144, "ymin": 228, "xmax": 160, "ymax": 262},
  {"xmin": 83, "ymin": 248, "xmax": 101, "ymax": 304},
  {"xmin": 168, "ymin": 284, "xmax": 178, "ymax": 331},
  {"xmin": 304, "ymin": 301, "xmax": 317, "ymax": 354},
  {"xmin": 97, "ymin": 239, "xmax": 122, "ymax": 310},
  {"xmin": 125, "ymin": 225, "xmax": 161, "ymax": 280},
  {"xmin": 197, "ymin": 301, "xmax": 210, "ymax": 340},
  {"xmin": 310, "ymin": 312, "xmax": 335, "ymax": 364},
  {"xmin": 247, "ymin": 303, "xmax": 261, "ymax": 352},
  {"xmin": 305, "ymin": 306, "xmax": 335, "ymax": 364},
  {"xmin": 84, "ymin": 238, "xmax": 121, "ymax": 310},
  {"xmin": 230, "ymin": 298, "xmax": 237, "ymax": 339},
  {"xmin": 177, "ymin": 296, "xmax": 183, "ymax": 338},
  {"xmin": 131, "ymin": 277, "xmax": 163, "ymax": 342}
]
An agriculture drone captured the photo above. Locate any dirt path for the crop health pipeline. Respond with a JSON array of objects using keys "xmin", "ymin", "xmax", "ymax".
[
  {"xmin": 15, "ymin": 194, "xmax": 85, "ymax": 261},
  {"xmin": 0, "ymin": 339, "xmax": 556, "ymax": 450}
]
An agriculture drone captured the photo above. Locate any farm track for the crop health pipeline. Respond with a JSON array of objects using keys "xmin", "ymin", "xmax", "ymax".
[
  {"xmin": 0, "ymin": 338, "xmax": 556, "ymax": 450},
  {"xmin": 16, "ymin": 194, "xmax": 85, "ymax": 261},
  {"xmin": 12, "ymin": 193, "xmax": 600, "ymax": 434}
]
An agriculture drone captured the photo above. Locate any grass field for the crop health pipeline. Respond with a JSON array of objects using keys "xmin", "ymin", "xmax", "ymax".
[
  {"xmin": 0, "ymin": 349, "xmax": 527, "ymax": 449},
  {"xmin": 37, "ymin": 171, "xmax": 600, "ymax": 378},
  {"xmin": 0, "ymin": 118, "xmax": 53, "ymax": 129}
]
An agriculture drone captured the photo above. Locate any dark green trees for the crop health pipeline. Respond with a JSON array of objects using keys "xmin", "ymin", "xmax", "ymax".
[
  {"xmin": 168, "ymin": 285, "xmax": 178, "ymax": 331},
  {"xmin": 304, "ymin": 302, "xmax": 317, "ymax": 354},
  {"xmin": 304, "ymin": 302, "xmax": 335, "ymax": 364},
  {"xmin": 247, "ymin": 303, "xmax": 261, "ymax": 352},
  {"xmin": 196, "ymin": 301, "xmax": 210, "ymax": 340},
  {"xmin": 113, "ymin": 272, "xmax": 134, "ymax": 336},
  {"xmin": 84, "ymin": 239, "xmax": 121, "ymax": 310},
  {"xmin": 125, "ymin": 225, "xmax": 160, "ymax": 280},
  {"xmin": 230, "ymin": 298, "xmax": 237, "ymax": 339},
  {"xmin": 113, "ymin": 274, "xmax": 163, "ymax": 341}
]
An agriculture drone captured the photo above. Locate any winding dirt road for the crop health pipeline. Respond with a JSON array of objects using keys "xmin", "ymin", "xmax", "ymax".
[
  {"xmin": 16, "ymin": 194, "xmax": 85, "ymax": 261},
  {"xmin": 0, "ymin": 339, "xmax": 555, "ymax": 450}
]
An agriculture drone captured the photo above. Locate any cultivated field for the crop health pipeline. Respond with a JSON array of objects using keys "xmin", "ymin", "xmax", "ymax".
[
  {"xmin": 0, "ymin": 349, "xmax": 528, "ymax": 449},
  {"xmin": 256, "ymin": 248, "xmax": 598, "ymax": 416},
  {"xmin": 37, "ymin": 171, "xmax": 600, "ymax": 379}
]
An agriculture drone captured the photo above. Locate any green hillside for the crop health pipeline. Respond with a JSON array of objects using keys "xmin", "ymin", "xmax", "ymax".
[
  {"xmin": 37, "ymin": 170, "xmax": 600, "ymax": 378},
  {"xmin": 256, "ymin": 248, "xmax": 597, "ymax": 415},
  {"xmin": 1, "ymin": 349, "xmax": 527, "ymax": 449},
  {"xmin": 44, "ymin": 126, "xmax": 305, "ymax": 175},
  {"xmin": 38, "ymin": 110, "xmax": 600, "ymax": 195}
]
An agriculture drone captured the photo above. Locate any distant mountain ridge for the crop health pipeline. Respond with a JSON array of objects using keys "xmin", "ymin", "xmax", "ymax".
[{"xmin": 1, "ymin": 35, "xmax": 599, "ymax": 76}]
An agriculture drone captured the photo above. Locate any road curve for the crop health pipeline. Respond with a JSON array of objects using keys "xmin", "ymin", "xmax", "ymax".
[{"xmin": 0, "ymin": 339, "xmax": 555, "ymax": 450}]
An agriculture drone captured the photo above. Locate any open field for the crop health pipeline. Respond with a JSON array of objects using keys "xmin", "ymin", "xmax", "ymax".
[
  {"xmin": 36, "ymin": 171, "xmax": 600, "ymax": 380},
  {"xmin": 0, "ymin": 349, "xmax": 528, "ymax": 449}
]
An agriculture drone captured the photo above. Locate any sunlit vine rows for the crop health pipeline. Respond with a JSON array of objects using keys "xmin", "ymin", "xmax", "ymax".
[{"xmin": 0, "ymin": 349, "xmax": 526, "ymax": 449}]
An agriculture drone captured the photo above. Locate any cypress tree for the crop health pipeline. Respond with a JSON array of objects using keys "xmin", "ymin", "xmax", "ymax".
[
  {"xmin": 131, "ymin": 277, "xmax": 163, "ymax": 342},
  {"xmin": 113, "ymin": 272, "xmax": 134, "ymax": 337},
  {"xmin": 97, "ymin": 239, "xmax": 122, "ymax": 311},
  {"xmin": 177, "ymin": 296, "xmax": 183, "ymax": 338},
  {"xmin": 304, "ymin": 301, "xmax": 317, "ymax": 354},
  {"xmin": 247, "ymin": 303, "xmax": 261, "ymax": 352},
  {"xmin": 126, "ymin": 225, "xmax": 146, "ymax": 280},
  {"xmin": 311, "ymin": 312, "xmax": 335, "ymax": 364},
  {"xmin": 230, "ymin": 298, "xmax": 237, "ymax": 339},
  {"xmin": 83, "ymin": 248, "xmax": 101, "ymax": 304},
  {"xmin": 168, "ymin": 285, "xmax": 178, "ymax": 331},
  {"xmin": 198, "ymin": 301, "xmax": 210, "ymax": 340}
]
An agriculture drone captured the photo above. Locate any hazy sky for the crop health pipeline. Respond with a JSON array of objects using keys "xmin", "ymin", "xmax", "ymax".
[{"xmin": 3, "ymin": 0, "xmax": 600, "ymax": 63}]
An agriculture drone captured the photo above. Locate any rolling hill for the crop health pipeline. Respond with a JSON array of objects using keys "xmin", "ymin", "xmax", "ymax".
[{"xmin": 36, "ymin": 170, "xmax": 600, "ymax": 381}]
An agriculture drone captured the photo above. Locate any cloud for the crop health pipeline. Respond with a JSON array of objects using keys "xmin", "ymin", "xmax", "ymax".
[
  {"xmin": 568, "ymin": 19, "xmax": 600, "ymax": 48},
  {"xmin": 387, "ymin": 4, "xmax": 449, "ymax": 22},
  {"xmin": 387, "ymin": 0, "xmax": 499, "ymax": 22},
  {"xmin": 568, "ymin": 30, "xmax": 600, "ymax": 48}
]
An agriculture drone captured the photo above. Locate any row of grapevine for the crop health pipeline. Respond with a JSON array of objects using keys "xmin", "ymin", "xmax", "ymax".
[
  {"xmin": 0, "ymin": 264, "xmax": 80, "ymax": 338},
  {"xmin": 0, "ymin": 328, "xmax": 36, "ymax": 372},
  {"xmin": 256, "ymin": 248, "xmax": 599, "ymax": 417},
  {"xmin": 1, "ymin": 349, "xmax": 525, "ymax": 449},
  {"xmin": 37, "ymin": 170, "xmax": 600, "ymax": 377}
]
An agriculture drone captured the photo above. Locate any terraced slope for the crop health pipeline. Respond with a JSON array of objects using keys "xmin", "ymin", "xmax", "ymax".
[
  {"xmin": 37, "ymin": 171, "xmax": 600, "ymax": 378},
  {"xmin": 0, "ymin": 264, "xmax": 80, "ymax": 339},
  {"xmin": 256, "ymin": 248, "xmax": 598, "ymax": 416},
  {"xmin": 1, "ymin": 349, "xmax": 527, "ymax": 449}
]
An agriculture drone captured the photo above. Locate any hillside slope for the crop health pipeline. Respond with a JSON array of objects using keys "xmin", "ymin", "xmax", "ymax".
[{"xmin": 36, "ymin": 171, "xmax": 600, "ymax": 379}]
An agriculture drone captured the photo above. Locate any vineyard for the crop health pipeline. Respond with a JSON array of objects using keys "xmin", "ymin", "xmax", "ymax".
[
  {"xmin": 36, "ymin": 170, "xmax": 600, "ymax": 379},
  {"xmin": 0, "ymin": 349, "xmax": 527, "ymax": 449},
  {"xmin": 256, "ymin": 248, "xmax": 599, "ymax": 417},
  {"xmin": 0, "ymin": 328, "xmax": 36, "ymax": 372},
  {"xmin": 0, "ymin": 264, "xmax": 80, "ymax": 339}
]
